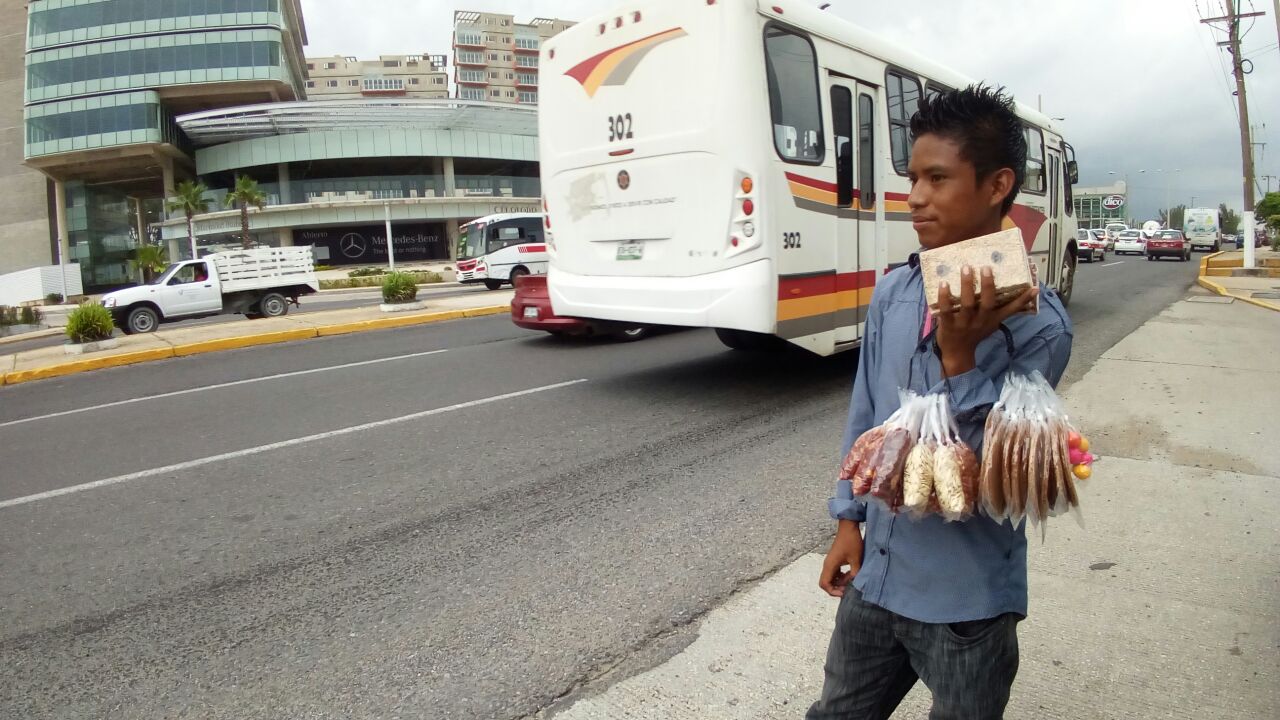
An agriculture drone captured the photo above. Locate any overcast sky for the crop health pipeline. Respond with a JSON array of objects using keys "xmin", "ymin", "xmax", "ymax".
[{"xmin": 301, "ymin": 0, "xmax": 1279, "ymax": 221}]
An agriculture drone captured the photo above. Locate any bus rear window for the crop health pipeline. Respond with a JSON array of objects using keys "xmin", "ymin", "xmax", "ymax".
[{"xmin": 764, "ymin": 25, "xmax": 823, "ymax": 164}]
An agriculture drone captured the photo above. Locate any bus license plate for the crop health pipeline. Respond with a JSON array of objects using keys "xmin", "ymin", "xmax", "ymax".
[{"xmin": 616, "ymin": 243, "xmax": 644, "ymax": 261}]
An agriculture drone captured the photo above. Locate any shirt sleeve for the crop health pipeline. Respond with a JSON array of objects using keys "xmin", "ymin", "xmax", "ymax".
[{"xmin": 828, "ymin": 290, "xmax": 882, "ymax": 523}]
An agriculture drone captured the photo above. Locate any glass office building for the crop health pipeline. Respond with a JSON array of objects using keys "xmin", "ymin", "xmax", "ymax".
[{"xmin": 23, "ymin": 0, "xmax": 307, "ymax": 292}]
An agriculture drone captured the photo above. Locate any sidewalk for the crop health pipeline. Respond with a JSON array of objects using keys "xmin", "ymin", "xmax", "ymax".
[
  {"xmin": 544, "ymin": 290, "xmax": 1280, "ymax": 719},
  {"xmin": 0, "ymin": 288, "xmax": 513, "ymax": 385},
  {"xmin": 1198, "ymin": 247, "xmax": 1280, "ymax": 311}
]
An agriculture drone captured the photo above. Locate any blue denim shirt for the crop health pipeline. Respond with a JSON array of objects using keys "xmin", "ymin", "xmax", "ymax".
[{"xmin": 829, "ymin": 256, "xmax": 1073, "ymax": 623}]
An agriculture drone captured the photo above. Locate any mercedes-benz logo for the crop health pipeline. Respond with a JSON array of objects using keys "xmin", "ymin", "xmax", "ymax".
[
  {"xmin": 617, "ymin": 170, "xmax": 630, "ymax": 190},
  {"xmin": 340, "ymin": 232, "xmax": 367, "ymax": 259}
]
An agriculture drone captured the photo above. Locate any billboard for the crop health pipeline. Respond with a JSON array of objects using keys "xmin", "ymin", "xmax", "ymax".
[{"xmin": 296, "ymin": 223, "xmax": 448, "ymax": 265}]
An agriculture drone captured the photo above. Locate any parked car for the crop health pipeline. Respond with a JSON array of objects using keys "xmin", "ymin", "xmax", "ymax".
[
  {"xmin": 1076, "ymin": 228, "xmax": 1106, "ymax": 262},
  {"xmin": 100, "ymin": 247, "xmax": 318, "ymax": 334},
  {"xmin": 510, "ymin": 275, "xmax": 650, "ymax": 341},
  {"xmin": 1146, "ymin": 229, "xmax": 1191, "ymax": 261},
  {"xmin": 1114, "ymin": 229, "xmax": 1145, "ymax": 255}
]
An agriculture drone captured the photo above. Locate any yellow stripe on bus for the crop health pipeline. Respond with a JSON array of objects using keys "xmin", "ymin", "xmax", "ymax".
[{"xmin": 776, "ymin": 287, "xmax": 875, "ymax": 321}]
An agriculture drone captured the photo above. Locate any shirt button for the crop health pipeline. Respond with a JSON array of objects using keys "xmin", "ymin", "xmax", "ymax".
[{"xmin": 879, "ymin": 548, "xmax": 887, "ymax": 556}]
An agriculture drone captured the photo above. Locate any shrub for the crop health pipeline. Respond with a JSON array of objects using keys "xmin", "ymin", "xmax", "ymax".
[
  {"xmin": 381, "ymin": 271, "xmax": 419, "ymax": 303},
  {"xmin": 46, "ymin": 292, "xmax": 64, "ymax": 304},
  {"xmin": 314, "ymin": 264, "xmax": 334, "ymax": 271},
  {"xmin": 65, "ymin": 303, "xmax": 115, "ymax": 343},
  {"xmin": 0, "ymin": 306, "xmax": 17, "ymax": 326},
  {"xmin": 318, "ymin": 270, "xmax": 443, "ymax": 291},
  {"xmin": 19, "ymin": 306, "xmax": 42, "ymax": 325},
  {"xmin": 348, "ymin": 266, "xmax": 387, "ymax": 278}
]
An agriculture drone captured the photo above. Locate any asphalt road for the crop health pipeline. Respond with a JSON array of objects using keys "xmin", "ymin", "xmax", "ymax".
[
  {"xmin": 0, "ymin": 283, "xmax": 501, "ymax": 355},
  {"xmin": 0, "ymin": 255, "xmax": 1201, "ymax": 719}
]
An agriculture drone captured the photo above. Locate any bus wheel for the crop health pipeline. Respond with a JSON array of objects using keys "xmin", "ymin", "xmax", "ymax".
[
  {"xmin": 715, "ymin": 328, "xmax": 785, "ymax": 351},
  {"xmin": 508, "ymin": 267, "xmax": 530, "ymax": 286},
  {"xmin": 1056, "ymin": 254, "xmax": 1076, "ymax": 308},
  {"xmin": 483, "ymin": 280, "xmax": 503, "ymax": 291}
]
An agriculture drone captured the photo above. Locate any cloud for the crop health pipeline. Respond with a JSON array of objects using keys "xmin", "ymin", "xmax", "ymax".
[{"xmin": 299, "ymin": 0, "xmax": 1279, "ymax": 217}]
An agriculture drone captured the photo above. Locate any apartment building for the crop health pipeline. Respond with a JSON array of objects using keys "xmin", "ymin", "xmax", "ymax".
[
  {"xmin": 306, "ymin": 54, "xmax": 449, "ymax": 99},
  {"xmin": 453, "ymin": 11, "xmax": 575, "ymax": 104}
]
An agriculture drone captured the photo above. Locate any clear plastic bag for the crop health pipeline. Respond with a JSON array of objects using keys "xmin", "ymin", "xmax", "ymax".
[
  {"xmin": 932, "ymin": 395, "xmax": 980, "ymax": 522},
  {"xmin": 978, "ymin": 372, "xmax": 1095, "ymax": 532}
]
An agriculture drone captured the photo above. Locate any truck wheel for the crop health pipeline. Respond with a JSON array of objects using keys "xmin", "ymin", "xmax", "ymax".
[
  {"xmin": 126, "ymin": 306, "xmax": 159, "ymax": 334},
  {"xmin": 483, "ymin": 280, "xmax": 503, "ymax": 291},
  {"xmin": 259, "ymin": 293, "xmax": 288, "ymax": 318}
]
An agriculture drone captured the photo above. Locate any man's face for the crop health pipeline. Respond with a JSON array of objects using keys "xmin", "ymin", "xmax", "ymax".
[{"xmin": 906, "ymin": 133, "xmax": 1008, "ymax": 249}]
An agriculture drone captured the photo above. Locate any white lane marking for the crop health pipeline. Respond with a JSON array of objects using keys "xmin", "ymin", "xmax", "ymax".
[
  {"xmin": 0, "ymin": 349, "xmax": 449, "ymax": 429},
  {"xmin": 0, "ymin": 379, "xmax": 587, "ymax": 511},
  {"xmin": 1099, "ymin": 261, "xmax": 1125, "ymax": 267}
]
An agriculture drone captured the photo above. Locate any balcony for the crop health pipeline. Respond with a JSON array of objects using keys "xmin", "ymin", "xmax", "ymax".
[
  {"xmin": 516, "ymin": 74, "xmax": 538, "ymax": 88},
  {"xmin": 457, "ymin": 71, "xmax": 489, "ymax": 85},
  {"xmin": 361, "ymin": 78, "xmax": 406, "ymax": 95},
  {"xmin": 454, "ymin": 33, "xmax": 485, "ymax": 48},
  {"xmin": 456, "ymin": 52, "xmax": 486, "ymax": 67},
  {"xmin": 515, "ymin": 57, "xmax": 539, "ymax": 69}
]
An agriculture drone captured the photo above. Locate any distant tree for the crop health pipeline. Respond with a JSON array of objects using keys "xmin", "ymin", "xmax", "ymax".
[
  {"xmin": 165, "ymin": 180, "xmax": 211, "ymax": 260},
  {"xmin": 1256, "ymin": 192, "xmax": 1280, "ymax": 224},
  {"xmin": 224, "ymin": 175, "xmax": 267, "ymax": 250},
  {"xmin": 1158, "ymin": 204, "xmax": 1187, "ymax": 229},
  {"xmin": 1219, "ymin": 203, "xmax": 1241, "ymax": 235}
]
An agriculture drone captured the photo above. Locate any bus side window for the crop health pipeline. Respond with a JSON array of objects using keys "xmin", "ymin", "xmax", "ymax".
[
  {"xmin": 830, "ymin": 86, "xmax": 853, "ymax": 207},
  {"xmin": 1023, "ymin": 126, "xmax": 1045, "ymax": 194},
  {"xmin": 858, "ymin": 93, "xmax": 875, "ymax": 209},
  {"xmin": 764, "ymin": 25, "xmax": 824, "ymax": 164},
  {"xmin": 886, "ymin": 70, "xmax": 921, "ymax": 174}
]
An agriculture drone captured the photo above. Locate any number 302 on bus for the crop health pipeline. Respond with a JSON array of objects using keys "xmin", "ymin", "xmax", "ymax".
[{"xmin": 608, "ymin": 113, "xmax": 634, "ymax": 142}]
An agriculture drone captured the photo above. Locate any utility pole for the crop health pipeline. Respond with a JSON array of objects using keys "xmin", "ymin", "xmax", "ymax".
[
  {"xmin": 1202, "ymin": 1, "xmax": 1266, "ymax": 267},
  {"xmin": 1274, "ymin": 0, "xmax": 1280, "ymax": 48}
]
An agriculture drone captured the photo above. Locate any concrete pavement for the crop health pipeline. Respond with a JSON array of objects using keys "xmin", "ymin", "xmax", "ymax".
[
  {"xmin": 0, "ymin": 287, "xmax": 513, "ymax": 385},
  {"xmin": 1197, "ymin": 248, "xmax": 1280, "ymax": 312},
  {"xmin": 544, "ymin": 289, "xmax": 1280, "ymax": 719}
]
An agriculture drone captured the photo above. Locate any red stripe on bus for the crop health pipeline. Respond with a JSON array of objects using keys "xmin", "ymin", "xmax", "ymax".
[
  {"xmin": 778, "ymin": 270, "xmax": 876, "ymax": 300},
  {"xmin": 518, "ymin": 244, "xmax": 548, "ymax": 253},
  {"xmin": 784, "ymin": 172, "xmax": 839, "ymax": 193}
]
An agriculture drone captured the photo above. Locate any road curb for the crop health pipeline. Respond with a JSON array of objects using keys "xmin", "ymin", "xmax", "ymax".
[
  {"xmin": 2, "ymin": 347, "xmax": 177, "ymax": 385},
  {"xmin": 1, "ymin": 304, "xmax": 512, "ymax": 386},
  {"xmin": 1196, "ymin": 251, "xmax": 1280, "ymax": 312}
]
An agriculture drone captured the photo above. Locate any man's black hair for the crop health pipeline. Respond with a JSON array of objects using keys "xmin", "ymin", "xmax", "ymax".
[{"xmin": 910, "ymin": 84, "xmax": 1027, "ymax": 215}]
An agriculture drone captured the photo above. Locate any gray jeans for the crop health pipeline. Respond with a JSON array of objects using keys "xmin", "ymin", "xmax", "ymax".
[{"xmin": 806, "ymin": 588, "xmax": 1020, "ymax": 720}]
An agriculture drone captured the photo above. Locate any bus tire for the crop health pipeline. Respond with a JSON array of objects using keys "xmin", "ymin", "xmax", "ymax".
[
  {"xmin": 1056, "ymin": 251, "xmax": 1076, "ymax": 308},
  {"xmin": 484, "ymin": 280, "xmax": 503, "ymax": 291},
  {"xmin": 508, "ymin": 266, "xmax": 530, "ymax": 286},
  {"xmin": 715, "ymin": 328, "xmax": 784, "ymax": 351}
]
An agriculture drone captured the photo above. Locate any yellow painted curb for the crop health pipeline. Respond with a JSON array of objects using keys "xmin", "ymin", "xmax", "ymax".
[
  {"xmin": 313, "ymin": 306, "xmax": 500, "ymax": 336},
  {"xmin": 1196, "ymin": 274, "xmax": 1280, "ymax": 312},
  {"xmin": 462, "ymin": 305, "xmax": 512, "ymax": 319},
  {"xmin": 170, "ymin": 328, "xmax": 320, "ymax": 357},
  {"xmin": 2, "ymin": 346, "xmax": 176, "ymax": 386}
]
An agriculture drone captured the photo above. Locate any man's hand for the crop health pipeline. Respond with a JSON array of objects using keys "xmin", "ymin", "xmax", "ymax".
[
  {"xmin": 818, "ymin": 520, "xmax": 864, "ymax": 598},
  {"xmin": 935, "ymin": 266, "xmax": 1038, "ymax": 377}
]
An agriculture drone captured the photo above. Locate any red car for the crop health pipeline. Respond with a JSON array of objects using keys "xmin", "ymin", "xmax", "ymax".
[
  {"xmin": 510, "ymin": 275, "xmax": 650, "ymax": 341},
  {"xmin": 1146, "ymin": 229, "xmax": 1191, "ymax": 261}
]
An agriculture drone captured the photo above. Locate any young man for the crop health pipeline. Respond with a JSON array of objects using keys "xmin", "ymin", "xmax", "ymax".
[{"xmin": 807, "ymin": 85, "xmax": 1073, "ymax": 719}]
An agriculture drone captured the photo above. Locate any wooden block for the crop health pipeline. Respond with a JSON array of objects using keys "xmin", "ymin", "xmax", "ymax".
[{"xmin": 919, "ymin": 228, "xmax": 1033, "ymax": 315}]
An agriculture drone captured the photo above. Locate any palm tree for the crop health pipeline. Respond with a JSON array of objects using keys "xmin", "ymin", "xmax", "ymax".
[
  {"xmin": 165, "ymin": 180, "xmax": 211, "ymax": 259},
  {"xmin": 223, "ymin": 175, "xmax": 267, "ymax": 250},
  {"xmin": 130, "ymin": 244, "xmax": 168, "ymax": 283}
]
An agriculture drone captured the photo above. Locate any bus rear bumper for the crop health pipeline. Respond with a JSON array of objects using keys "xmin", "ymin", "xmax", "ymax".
[{"xmin": 547, "ymin": 260, "xmax": 775, "ymax": 333}]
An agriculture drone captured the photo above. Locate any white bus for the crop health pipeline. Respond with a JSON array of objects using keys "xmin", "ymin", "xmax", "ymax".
[
  {"xmin": 538, "ymin": 0, "xmax": 1079, "ymax": 356},
  {"xmin": 456, "ymin": 213, "xmax": 550, "ymax": 290},
  {"xmin": 1182, "ymin": 207, "xmax": 1221, "ymax": 252}
]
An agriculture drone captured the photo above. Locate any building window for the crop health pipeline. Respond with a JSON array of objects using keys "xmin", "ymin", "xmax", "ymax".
[
  {"xmin": 763, "ymin": 25, "xmax": 824, "ymax": 164},
  {"xmin": 516, "ymin": 56, "xmax": 538, "ymax": 68},
  {"xmin": 459, "ymin": 69, "xmax": 487, "ymax": 83},
  {"xmin": 306, "ymin": 80, "xmax": 315, "ymax": 88},
  {"xmin": 410, "ymin": 78, "xmax": 419, "ymax": 85},
  {"xmin": 489, "ymin": 53, "xmax": 498, "ymax": 61},
  {"xmin": 516, "ymin": 37, "xmax": 539, "ymax": 50},
  {"xmin": 457, "ymin": 31, "xmax": 483, "ymax": 45},
  {"xmin": 326, "ymin": 80, "xmax": 338, "ymax": 87},
  {"xmin": 28, "ymin": 0, "xmax": 282, "ymax": 36},
  {"xmin": 457, "ymin": 51, "xmax": 484, "ymax": 64},
  {"xmin": 383, "ymin": 60, "xmax": 400, "ymax": 67},
  {"xmin": 433, "ymin": 77, "xmax": 445, "ymax": 84},
  {"xmin": 306, "ymin": 62, "xmax": 314, "ymax": 70},
  {"xmin": 489, "ymin": 71, "xmax": 498, "ymax": 79},
  {"xmin": 886, "ymin": 70, "xmax": 922, "ymax": 174},
  {"xmin": 348, "ymin": 79, "xmax": 359, "ymax": 86},
  {"xmin": 516, "ymin": 72, "xmax": 536, "ymax": 86},
  {"xmin": 324, "ymin": 62, "xmax": 337, "ymax": 69},
  {"xmin": 460, "ymin": 87, "xmax": 485, "ymax": 100},
  {"xmin": 27, "ymin": 40, "xmax": 285, "ymax": 90},
  {"xmin": 518, "ymin": 91, "xmax": 537, "ymax": 103},
  {"xmin": 26, "ymin": 99, "xmax": 165, "ymax": 144},
  {"xmin": 504, "ymin": 54, "xmax": 512, "ymax": 61}
]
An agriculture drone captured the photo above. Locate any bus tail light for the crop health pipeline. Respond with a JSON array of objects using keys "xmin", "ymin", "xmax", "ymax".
[
  {"xmin": 728, "ymin": 172, "xmax": 759, "ymax": 257},
  {"xmin": 743, "ymin": 199, "xmax": 754, "ymax": 216},
  {"xmin": 741, "ymin": 177, "xmax": 753, "ymax": 194}
]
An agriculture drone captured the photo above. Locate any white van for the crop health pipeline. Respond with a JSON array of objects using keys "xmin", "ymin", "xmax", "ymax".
[
  {"xmin": 1183, "ymin": 208, "xmax": 1221, "ymax": 252},
  {"xmin": 456, "ymin": 213, "xmax": 549, "ymax": 290}
]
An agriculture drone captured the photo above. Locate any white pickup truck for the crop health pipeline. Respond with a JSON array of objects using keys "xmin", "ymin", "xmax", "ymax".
[{"xmin": 101, "ymin": 247, "xmax": 319, "ymax": 334}]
